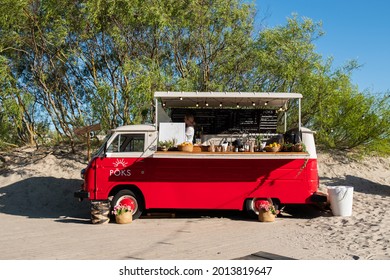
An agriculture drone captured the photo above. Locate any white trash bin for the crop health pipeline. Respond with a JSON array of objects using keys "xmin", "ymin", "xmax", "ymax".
[{"xmin": 327, "ymin": 186, "xmax": 354, "ymax": 216}]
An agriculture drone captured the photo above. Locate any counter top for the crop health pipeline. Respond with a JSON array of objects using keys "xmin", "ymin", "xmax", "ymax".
[{"xmin": 153, "ymin": 151, "xmax": 310, "ymax": 159}]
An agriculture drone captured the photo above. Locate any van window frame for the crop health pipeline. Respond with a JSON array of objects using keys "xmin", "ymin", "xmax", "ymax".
[{"xmin": 106, "ymin": 133, "xmax": 146, "ymax": 154}]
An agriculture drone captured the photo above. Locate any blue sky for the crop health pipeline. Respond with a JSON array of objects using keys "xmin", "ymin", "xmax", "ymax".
[{"xmin": 253, "ymin": 0, "xmax": 389, "ymax": 94}]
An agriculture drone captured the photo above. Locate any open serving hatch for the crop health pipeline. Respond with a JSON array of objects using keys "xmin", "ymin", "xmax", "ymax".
[{"xmin": 154, "ymin": 91, "xmax": 303, "ymax": 133}]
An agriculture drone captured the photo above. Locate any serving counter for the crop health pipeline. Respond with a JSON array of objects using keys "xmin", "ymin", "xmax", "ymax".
[{"xmin": 153, "ymin": 151, "xmax": 309, "ymax": 159}]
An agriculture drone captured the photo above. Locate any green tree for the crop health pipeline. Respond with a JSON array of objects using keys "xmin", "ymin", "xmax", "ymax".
[
  {"xmin": 0, "ymin": 1, "xmax": 389, "ymax": 154},
  {"xmin": 159, "ymin": 0, "xmax": 255, "ymax": 91},
  {"xmin": 249, "ymin": 16, "xmax": 389, "ymax": 153},
  {"xmin": 0, "ymin": 0, "xmax": 88, "ymax": 150}
]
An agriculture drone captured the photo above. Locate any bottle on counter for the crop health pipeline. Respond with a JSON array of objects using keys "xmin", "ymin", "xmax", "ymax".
[
  {"xmin": 244, "ymin": 140, "xmax": 250, "ymax": 152},
  {"xmin": 249, "ymin": 141, "xmax": 255, "ymax": 153}
]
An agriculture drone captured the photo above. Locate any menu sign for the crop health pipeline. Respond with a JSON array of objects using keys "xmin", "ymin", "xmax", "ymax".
[
  {"xmin": 259, "ymin": 110, "xmax": 278, "ymax": 132},
  {"xmin": 171, "ymin": 108, "xmax": 277, "ymax": 134}
]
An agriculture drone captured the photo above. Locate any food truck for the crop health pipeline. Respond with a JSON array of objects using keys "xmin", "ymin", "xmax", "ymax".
[{"xmin": 75, "ymin": 91, "xmax": 326, "ymax": 221}]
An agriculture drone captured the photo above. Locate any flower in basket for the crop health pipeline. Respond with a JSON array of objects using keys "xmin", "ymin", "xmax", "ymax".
[
  {"xmin": 112, "ymin": 204, "xmax": 133, "ymax": 216},
  {"xmin": 256, "ymin": 200, "xmax": 279, "ymax": 215}
]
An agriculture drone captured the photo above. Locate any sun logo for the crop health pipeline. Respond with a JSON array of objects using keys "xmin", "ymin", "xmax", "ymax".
[{"xmin": 113, "ymin": 159, "xmax": 128, "ymax": 168}]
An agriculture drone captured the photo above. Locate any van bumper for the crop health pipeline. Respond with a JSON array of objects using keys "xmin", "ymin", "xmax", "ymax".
[
  {"xmin": 309, "ymin": 192, "xmax": 327, "ymax": 203},
  {"xmin": 74, "ymin": 190, "xmax": 90, "ymax": 201}
]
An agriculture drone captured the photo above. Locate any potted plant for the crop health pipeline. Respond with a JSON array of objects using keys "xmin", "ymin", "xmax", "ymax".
[
  {"xmin": 256, "ymin": 199, "xmax": 279, "ymax": 222},
  {"xmin": 282, "ymin": 142, "xmax": 294, "ymax": 152},
  {"xmin": 292, "ymin": 142, "xmax": 306, "ymax": 152},
  {"xmin": 255, "ymin": 135, "xmax": 266, "ymax": 151},
  {"xmin": 158, "ymin": 139, "xmax": 175, "ymax": 152},
  {"xmin": 112, "ymin": 205, "xmax": 133, "ymax": 224}
]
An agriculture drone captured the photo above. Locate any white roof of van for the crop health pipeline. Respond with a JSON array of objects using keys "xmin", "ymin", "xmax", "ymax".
[
  {"xmin": 111, "ymin": 124, "xmax": 156, "ymax": 132},
  {"xmin": 154, "ymin": 91, "xmax": 302, "ymax": 108}
]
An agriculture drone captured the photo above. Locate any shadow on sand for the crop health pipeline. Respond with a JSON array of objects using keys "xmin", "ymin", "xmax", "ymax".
[
  {"xmin": 0, "ymin": 175, "xmax": 333, "ymax": 224},
  {"xmin": 320, "ymin": 175, "xmax": 390, "ymax": 196},
  {"xmin": 142, "ymin": 203, "xmax": 328, "ymax": 221},
  {"xmin": 0, "ymin": 177, "xmax": 90, "ymax": 223}
]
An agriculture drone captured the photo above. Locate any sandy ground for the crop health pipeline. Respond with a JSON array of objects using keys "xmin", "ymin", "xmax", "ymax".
[{"xmin": 0, "ymin": 146, "xmax": 389, "ymax": 260}]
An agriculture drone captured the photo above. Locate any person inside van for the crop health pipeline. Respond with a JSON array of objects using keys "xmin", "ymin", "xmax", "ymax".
[{"xmin": 184, "ymin": 114, "xmax": 195, "ymax": 143}]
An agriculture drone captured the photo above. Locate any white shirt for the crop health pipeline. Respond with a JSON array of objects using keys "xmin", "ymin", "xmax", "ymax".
[{"xmin": 185, "ymin": 126, "xmax": 194, "ymax": 143}]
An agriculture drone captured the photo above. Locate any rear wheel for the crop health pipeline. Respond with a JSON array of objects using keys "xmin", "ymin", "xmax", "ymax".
[{"xmin": 111, "ymin": 189, "xmax": 144, "ymax": 220}]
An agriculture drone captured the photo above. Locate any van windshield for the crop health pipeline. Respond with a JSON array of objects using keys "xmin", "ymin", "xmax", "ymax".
[
  {"xmin": 93, "ymin": 133, "xmax": 112, "ymax": 157},
  {"xmin": 107, "ymin": 134, "xmax": 145, "ymax": 153}
]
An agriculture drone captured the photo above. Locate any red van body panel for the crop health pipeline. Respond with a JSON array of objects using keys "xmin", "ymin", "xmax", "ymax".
[{"xmin": 83, "ymin": 154, "xmax": 318, "ymax": 210}]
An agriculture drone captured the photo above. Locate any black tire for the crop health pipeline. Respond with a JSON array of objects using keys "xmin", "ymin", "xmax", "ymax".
[
  {"xmin": 91, "ymin": 201, "xmax": 110, "ymax": 224},
  {"xmin": 244, "ymin": 198, "xmax": 259, "ymax": 219},
  {"xmin": 111, "ymin": 189, "xmax": 144, "ymax": 220}
]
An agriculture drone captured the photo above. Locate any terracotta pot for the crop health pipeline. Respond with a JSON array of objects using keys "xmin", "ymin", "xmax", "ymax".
[
  {"xmin": 115, "ymin": 211, "xmax": 133, "ymax": 224},
  {"xmin": 258, "ymin": 210, "xmax": 276, "ymax": 222}
]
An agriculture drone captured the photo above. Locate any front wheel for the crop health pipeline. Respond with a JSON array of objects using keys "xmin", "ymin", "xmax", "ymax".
[{"xmin": 111, "ymin": 189, "xmax": 144, "ymax": 220}]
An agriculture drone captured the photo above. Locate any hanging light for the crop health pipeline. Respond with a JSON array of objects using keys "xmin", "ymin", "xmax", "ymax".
[
  {"xmin": 252, "ymin": 102, "xmax": 256, "ymax": 106},
  {"xmin": 196, "ymin": 102, "xmax": 199, "ymax": 107},
  {"xmin": 162, "ymin": 102, "xmax": 166, "ymax": 107},
  {"xmin": 179, "ymin": 97, "xmax": 183, "ymax": 101},
  {"xmin": 219, "ymin": 102, "xmax": 223, "ymax": 107},
  {"xmin": 205, "ymin": 101, "xmax": 209, "ymax": 107},
  {"xmin": 264, "ymin": 101, "xmax": 268, "ymax": 106},
  {"xmin": 236, "ymin": 103, "xmax": 240, "ymax": 108}
]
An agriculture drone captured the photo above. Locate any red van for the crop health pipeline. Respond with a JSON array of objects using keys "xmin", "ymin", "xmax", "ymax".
[{"xmin": 75, "ymin": 92, "xmax": 326, "ymax": 221}]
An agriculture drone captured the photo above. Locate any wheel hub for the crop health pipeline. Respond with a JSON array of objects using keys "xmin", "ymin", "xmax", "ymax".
[{"xmin": 118, "ymin": 196, "xmax": 138, "ymax": 213}]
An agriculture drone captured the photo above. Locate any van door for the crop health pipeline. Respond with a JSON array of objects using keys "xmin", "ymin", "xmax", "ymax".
[{"xmin": 94, "ymin": 133, "xmax": 147, "ymax": 199}]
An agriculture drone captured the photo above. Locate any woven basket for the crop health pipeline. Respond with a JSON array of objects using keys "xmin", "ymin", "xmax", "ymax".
[
  {"xmin": 201, "ymin": 145, "xmax": 210, "ymax": 152},
  {"xmin": 265, "ymin": 146, "xmax": 280, "ymax": 152},
  {"xmin": 180, "ymin": 145, "xmax": 193, "ymax": 152},
  {"xmin": 192, "ymin": 145, "xmax": 202, "ymax": 153},
  {"xmin": 258, "ymin": 210, "xmax": 276, "ymax": 222},
  {"xmin": 115, "ymin": 211, "xmax": 133, "ymax": 224}
]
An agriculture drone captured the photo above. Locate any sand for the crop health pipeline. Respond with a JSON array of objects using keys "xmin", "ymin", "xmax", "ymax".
[{"xmin": 0, "ymin": 146, "xmax": 389, "ymax": 260}]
